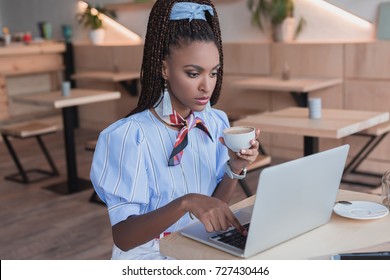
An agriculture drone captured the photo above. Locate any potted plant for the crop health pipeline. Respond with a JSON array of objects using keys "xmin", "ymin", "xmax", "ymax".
[
  {"xmin": 77, "ymin": 2, "xmax": 116, "ymax": 44},
  {"xmin": 247, "ymin": 0, "xmax": 306, "ymax": 42}
]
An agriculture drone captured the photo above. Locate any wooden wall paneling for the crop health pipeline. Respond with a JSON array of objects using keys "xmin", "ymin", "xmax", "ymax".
[
  {"xmin": 268, "ymin": 43, "xmax": 344, "ymax": 159},
  {"xmin": 270, "ymin": 43, "xmax": 344, "ymax": 78},
  {"xmin": 319, "ymin": 138, "xmax": 344, "ymax": 153},
  {"xmin": 0, "ymin": 54, "xmax": 64, "ymax": 76},
  {"xmin": 73, "ymin": 45, "xmax": 114, "ymax": 71},
  {"xmin": 76, "ymin": 80, "xmax": 138, "ymax": 130},
  {"xmin": 223, "ymin": 43, "xmax": 270, "ymax": 75},
  {"xmin": 112, "ymin": 45, "xmax": 144, "ymax": 72},
  {"xmin": 79, "ymin": 99, "xmax": 120, "ymax": 130},
  {"xmin": 216, "ymin": 74, "xmax": 272, "ymax": 117},
  {"xmin": 345, "ymin": 42, "xmax": 390, "ymax": 79},
  {"xmin": 344, "ymin": 80, "xmax": 390, "ymax": 111},
  {"xmin": 6, "ymin": 74, "xmax": 56, "ymax": 117},
  {"xmin": 115, "ymin": 88, "xmax": 138, "ymax": 119},
  {"xmin": 50, "ymin": 70, "xmax": 63, "ymax": 90},
  {"xmin": 6, "ymin": 74, "xmax": 53, "ymax": 95},
  {"xmin": 270, "ymin": 143, "xmax": 303, "ymax": 161},
  {"xmin": 0, "ymin": 75, "xmax": 9, "ymax": 120},
  {"xmin": 77, "ymin": 80, "xmax": 119, "ymax": 130},
  {"xmin": 309, "ymin": 86, "xmax": 344, "ymax": 109}
]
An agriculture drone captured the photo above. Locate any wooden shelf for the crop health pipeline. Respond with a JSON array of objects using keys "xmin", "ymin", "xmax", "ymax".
[
  {"xmin": 71, "ymin": 71, "xmax": 139, "ymax": 82},
  {"xmin": 105, "ymin": 0, "xmax": 239, "ymax": 11}
]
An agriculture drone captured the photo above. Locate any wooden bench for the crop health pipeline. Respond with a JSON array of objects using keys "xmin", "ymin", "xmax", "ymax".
[
  {"xmin": 342, "ymin": 120, "xmax": 390, "ymax": 187},
  {"xmin": 1, "ymin": 121, "xmax": 59, "ymax": 183}
]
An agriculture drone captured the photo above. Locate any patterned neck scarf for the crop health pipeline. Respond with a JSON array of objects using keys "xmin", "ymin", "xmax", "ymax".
[{"xmin": 154, "ymin": 99, "xmax": 213, "ymax": 166}]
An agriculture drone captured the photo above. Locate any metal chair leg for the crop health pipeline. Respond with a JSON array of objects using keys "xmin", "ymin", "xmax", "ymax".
[
  {"xmin": 2, "ymin": 133, "xmax": 59, "ymax": 184},
  {"xmin": 36, "ymin": 135, "xmax": 59, "ymax": 176},
  {"xmin": 342, "ymin": 132, "xmax": 389, "ymax": 188},
  {"xmin": 2, "ymin": 134, "xmax": 29, "ymax": 183}
]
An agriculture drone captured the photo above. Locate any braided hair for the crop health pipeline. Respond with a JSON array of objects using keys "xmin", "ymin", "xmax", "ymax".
[{"xmin": 127, "ymin": 0, "xmax": 224, "ymax": 116}]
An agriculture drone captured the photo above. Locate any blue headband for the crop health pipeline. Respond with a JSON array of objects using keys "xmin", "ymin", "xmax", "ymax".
[{"xmin": 170, "ymin": 2, "xmax": 214, "ymax": 22}]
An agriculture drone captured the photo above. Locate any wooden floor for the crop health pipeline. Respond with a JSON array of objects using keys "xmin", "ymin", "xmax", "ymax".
[{"xmin": 0, "ymin": 127, "xmax": 383, "ymax": 260}]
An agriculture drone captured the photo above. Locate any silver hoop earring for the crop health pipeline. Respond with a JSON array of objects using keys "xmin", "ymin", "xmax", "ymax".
[{"xmin": 162, "ymin": 81, "xmax": 172, "ymax": 115}]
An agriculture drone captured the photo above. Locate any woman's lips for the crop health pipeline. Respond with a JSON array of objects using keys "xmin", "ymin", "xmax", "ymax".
[{"xmin": 195, "ymin": 97, "xmax": 209, "ymax": 105}]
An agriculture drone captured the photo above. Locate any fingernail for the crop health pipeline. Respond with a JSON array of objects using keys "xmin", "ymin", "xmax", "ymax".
[{"xmin": 241, "ymin": 149, "xmax": 246, "ymax": 153}]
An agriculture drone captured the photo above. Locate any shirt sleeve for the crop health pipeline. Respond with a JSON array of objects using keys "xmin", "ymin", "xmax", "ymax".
[{"xmin": 90, "ymin": 119, "xmax": 149, "ymax": 226}]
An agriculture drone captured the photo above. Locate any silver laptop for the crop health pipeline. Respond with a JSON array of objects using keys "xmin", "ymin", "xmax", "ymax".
[{"xmin": 180, "ymin": 144, "xmax": 350, "ymax": 258}]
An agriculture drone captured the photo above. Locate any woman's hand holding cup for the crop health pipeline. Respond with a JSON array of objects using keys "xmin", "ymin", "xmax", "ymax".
[{"xmin": 220, "ymin": 126, "xmax": 260, "ymax": 173}]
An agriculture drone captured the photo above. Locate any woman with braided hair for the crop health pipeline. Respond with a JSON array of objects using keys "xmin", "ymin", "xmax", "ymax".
[{"xmin": 90, "ymin": 0, "xmax": 260, "ymax": 259}]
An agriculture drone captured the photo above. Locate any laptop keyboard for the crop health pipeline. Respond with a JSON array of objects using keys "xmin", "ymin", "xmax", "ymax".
[{"xmin": 210, "ymin": 223, "xmax": 250, "ymax": 250}]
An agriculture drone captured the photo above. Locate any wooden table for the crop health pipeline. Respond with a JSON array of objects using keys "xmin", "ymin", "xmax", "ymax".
[
  {"xmin": 71, "ymin": 71, "xmax": 139, "ymax": 96},
  {"xmin": 232, "ymin": 76, "xmax": 342, "ymax": 107},
  {"xmin": 13, "ymin": 89, "xmax": 121, "ymax": 194},
  {"xmin": 234, "ymin": 107, "xmax": 389, "ymax": 156},
  {"xmin": 160, "ymin": 190, "xmax": 390, "ymax": 259}
]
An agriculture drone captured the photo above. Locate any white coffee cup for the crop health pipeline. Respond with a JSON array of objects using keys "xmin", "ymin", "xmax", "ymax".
[{"xmin": 223, "ymin": 126, "xmax": 255, "ymax": 152}]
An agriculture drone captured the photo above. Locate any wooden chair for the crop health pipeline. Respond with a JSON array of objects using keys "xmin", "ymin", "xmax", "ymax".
[
  {"xmin": 342, "ymin": 120, "xmax": 390, "ymax": 187},
  {"xmin": 1, "ymin": 121, "xmax": 59, "ymax": 183}
]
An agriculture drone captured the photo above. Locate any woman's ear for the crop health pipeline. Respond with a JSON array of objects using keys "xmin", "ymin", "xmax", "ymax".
[{"xmin": 161, "ymin": 60, "xmax": 168, "ymax": 80}]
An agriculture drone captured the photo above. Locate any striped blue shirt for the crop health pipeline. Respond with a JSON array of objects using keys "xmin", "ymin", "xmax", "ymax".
[{"xmin": 90, "ymin": 108, "xmax": 230, "ymax": 233}]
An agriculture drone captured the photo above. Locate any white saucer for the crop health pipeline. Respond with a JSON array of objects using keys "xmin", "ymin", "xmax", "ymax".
[{"xmin": 333, "ymin": 201, "xmax": 389, "ymax": 220}]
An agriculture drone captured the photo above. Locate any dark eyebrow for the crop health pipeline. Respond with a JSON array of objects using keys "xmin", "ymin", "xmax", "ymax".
[{"xmin": 184, "ymin": 64, "xmax": 221, "ymax": 71}]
